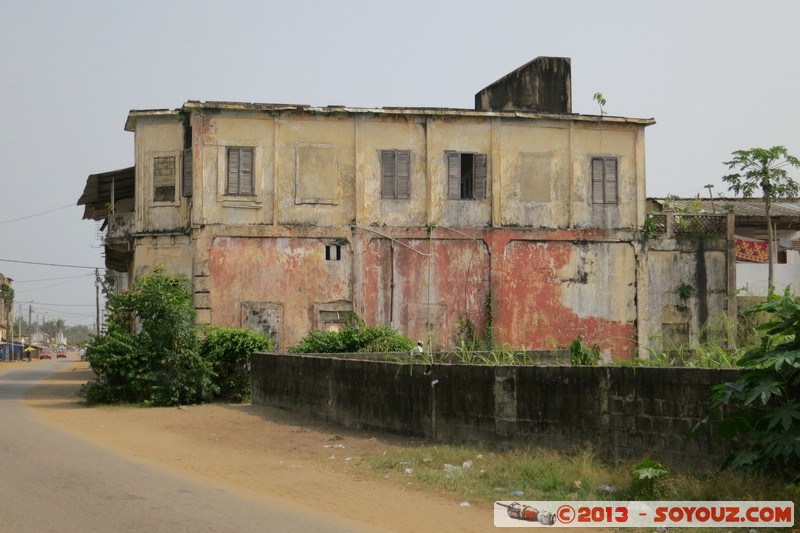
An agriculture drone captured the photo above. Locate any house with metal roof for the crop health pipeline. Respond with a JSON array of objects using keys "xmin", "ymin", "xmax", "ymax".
[{"xmin": 648, "ymin": 197, "xmax": 800, "ymax": 295}]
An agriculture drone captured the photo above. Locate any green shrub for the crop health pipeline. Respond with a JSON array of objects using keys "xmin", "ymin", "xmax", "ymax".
[
  {"xmin": 85, "ymin": 267, "xmax": 216, "ymax": 406},
  {"xmin": 569, "ymin": 336, "xmax": 600, "ymax": 365},
  {"xmin": 700, "ymin": 289, "xmax": 800, "ymax": 478},
  {"xmin": 199, "ymin": 327, "xmax": 274, "ymax": 403},
  {"xmin": 289, "ymin": 323, "xmax": 414, "ymax": 353}
]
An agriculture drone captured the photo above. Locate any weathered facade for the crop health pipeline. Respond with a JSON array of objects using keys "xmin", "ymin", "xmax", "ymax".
[{"xmin": 79, "ymin": 57, "xmax": 735, "ymax": 358}]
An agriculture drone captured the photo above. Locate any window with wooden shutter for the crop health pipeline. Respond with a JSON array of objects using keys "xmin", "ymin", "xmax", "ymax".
[
  {"xmin": 380, "ymin": 149, "xmax": 411, "ymax": 199},
  {"xmin": 591, "ymin": 156, "xmax": 619, "ymax": 204},
  {"xmin": 447, "ymin": 151, "xmax": 488, "ymax": 200},
  {"xmin": 182, "ymin": 148, "xmax": 192, "ymax": 198},
  {"xmin": 153, "ymin": 156, "xmax": 176, "ymax": 202},
  {"xmin": 227, "ymin": 147, "xmax": 254, "ymax": 196}
]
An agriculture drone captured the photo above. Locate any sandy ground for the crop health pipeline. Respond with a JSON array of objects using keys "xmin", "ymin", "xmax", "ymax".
[{"xmin": 11, "ymin": 359, "xmax": 498, "ymax": 532}]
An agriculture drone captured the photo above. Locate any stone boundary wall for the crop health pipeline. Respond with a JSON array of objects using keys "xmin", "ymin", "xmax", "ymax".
[{"xmin": 252, "ymin": 353, "xmax": 740, "ymax": 470}]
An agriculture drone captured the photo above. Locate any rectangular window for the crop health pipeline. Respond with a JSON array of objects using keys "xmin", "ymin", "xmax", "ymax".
[
  {"xmin": 325, "ymin": 244, "xmax": 341, "ymax": 261},
  {"xmin": 153, "ymin": 156, "xmax": 176, "ymax": 202},
  {"xmin": 380, "ymin": 149, "xmax": 410, "ymax": 199},
  {"xmin": 227, "ymin": 147, "xmax": 254, "ymax": 196},
  {"xmin": 591, "ymin": 156, "xmax": 618, "ymax": 204},
  {"xmin": 447, "ymin": 152, "xmax": 487, "ymax": 200},
  {"xmin": 182, "ymin": 148, "xmax": 193, "ymax": 198}
]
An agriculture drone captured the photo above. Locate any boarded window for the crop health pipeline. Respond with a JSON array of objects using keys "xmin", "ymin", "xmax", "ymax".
[
  {"xmin": 520, "ymin": 152, "xmax": 552, "ymax": 203},
  {"xmin": 153, "ymin": 156, "xmax": 176, "ymax": 202},
  {"xmin": 591, "ymin": 156, "xmax": 618, "ymax": 204},
  {"xmin": 296, "ymin": 144, "xmax": 337, "ymax": 204},
  {"xmin": 380, "ymin": 149, "xmax": 411, "ymax": 199},
  {"xmin": 227, "ymin": 147, "xmax": 254, "ymax": 196},
  {"xmin": 446, "ymin": 152, "xmax": 488, "ymax": 200},
  {"xmin": 242, "ymin": 302, "xmax": 281, "ymax": 351},
  {"xmin": 182, "ymin": 148, "xmax": 193, "ymax": 198}
]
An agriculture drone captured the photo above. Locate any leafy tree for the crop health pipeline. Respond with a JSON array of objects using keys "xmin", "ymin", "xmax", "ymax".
[
  {"xmin": 701, "ymin": 289, "xmax": 800, "ymax": 478},
  {"xmin": 723, "ymin": 146, "xmax": 800, "ymax": 293},
  {"xmin": 85, "ymin": 267, "xmax": 216, "ymax": 406},
  {"xmin": 199, "ymin": 327, "xmax": 274, "ymax": 403}
]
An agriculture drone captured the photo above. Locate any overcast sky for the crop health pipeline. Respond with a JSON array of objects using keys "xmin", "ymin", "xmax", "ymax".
[{"xmin": 1, "ymin": 0, "xmax": 798, "ymax": 327}]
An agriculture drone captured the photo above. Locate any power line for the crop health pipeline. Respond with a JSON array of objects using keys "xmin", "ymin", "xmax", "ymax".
[
  {"xmin": 0, "ymin": 203, "xmax": 74, "ymax": 224},
  {"xmin": 0, "ymin": 258, "xmax": 103, "ymax": 270},
  {"xmin": 12, "ymin": 274, "xmax": 90, "ymax": 283}
]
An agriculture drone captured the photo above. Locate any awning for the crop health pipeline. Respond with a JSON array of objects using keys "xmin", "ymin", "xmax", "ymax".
[{"xmin": 77, "ymin": 166, "xmax": 135, "ymax": 221}]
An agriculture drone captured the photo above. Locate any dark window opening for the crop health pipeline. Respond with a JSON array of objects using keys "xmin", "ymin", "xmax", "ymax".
[
  {"xmin": 325, "ymin": 244, "xmax": 341, "ymax": 261},
  {"xmin": 447, "ymin": 151, "xmax": 487, "ymax": 200}
]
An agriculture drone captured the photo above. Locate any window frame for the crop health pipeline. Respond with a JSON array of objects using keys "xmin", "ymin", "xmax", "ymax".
[
  {"xmin": 380, "ymin": 149, "xmax": 411, "ymax": 199},
  {"xmin": 152, "ymin": 154, "xmax": 177, "ymax": 204},
  {"xmin": 226, "ymin": 146, "xmax": 255, "ymax": 196},
  {"xmin": 446, "ymin": 151, "xmax": 488, "ymax": 200},
  {"xmin": 591, "ymin": 156, "xmax": 619, "ymax": 205}
]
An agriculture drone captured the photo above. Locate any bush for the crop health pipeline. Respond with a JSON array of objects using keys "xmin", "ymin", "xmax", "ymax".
[
  {"xmin": 85, "ymin": 267, "xmax": 216, "ymax": 406},
  {"xmin": 289, "ymin": 323, "xmax": 414, "ymax": 353},
  {"xmin": 200, "ymin": 327, "xmax": 274, "ymax": 403},
  {"xmin": 701, "ymin": 289, "xmax": 800, "ymax": 478}
]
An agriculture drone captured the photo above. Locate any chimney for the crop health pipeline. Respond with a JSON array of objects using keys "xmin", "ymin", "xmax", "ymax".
[{"xmin": 475, "ymin": 56, "xmax": 571, "ymax": 114}]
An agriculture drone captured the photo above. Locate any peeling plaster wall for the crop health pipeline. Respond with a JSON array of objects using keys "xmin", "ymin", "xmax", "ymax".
[
  {"xmin": 194, "ymin": 112, "xmax": 275, "ymax": 226},
  {"xmin": 497, "ymin": 239, "xmax": 637, "ymax": 358},
  {"xmin": 357, "ymin": 117, "xmax": 428, "ymax": 226},
  {"xmin": 646, "ymin": 247, "xmax": 729, "ymax": 349},
  {"xmin": 132, "ymin": 235, "xmax": 193, "ymax": 282},
  {"xmin": 209, "ymin": 236, "xmax": 352, "ymax": 350},
  {"xmin": 133, "ymin": 117, "xmax": 188, "ymax": 232}
]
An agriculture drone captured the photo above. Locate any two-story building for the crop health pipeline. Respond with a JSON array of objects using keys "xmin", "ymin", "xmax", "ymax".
[{"xmin": 79, "ymin": 57, "xmax": 734, "ymax": 358}]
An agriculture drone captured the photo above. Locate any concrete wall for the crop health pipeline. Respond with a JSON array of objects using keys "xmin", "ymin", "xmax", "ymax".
[{"xmin": 252, "ymin": 353, "xmax": 738, "ymax": 470}]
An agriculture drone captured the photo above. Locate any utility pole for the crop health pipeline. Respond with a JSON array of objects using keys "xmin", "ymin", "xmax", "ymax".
[
  {"xmin": 95, "ymin": 268, "xmax": 100, "ymax": 337},
  {"xmin": 704, "ymin": 184, "xmax": 716, "ymax": 213}
]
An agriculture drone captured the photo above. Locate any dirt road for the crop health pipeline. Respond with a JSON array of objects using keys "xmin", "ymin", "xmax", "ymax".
[{"xmin": 20, "ymin": 360, "xmax": 495, "ymax": 532}]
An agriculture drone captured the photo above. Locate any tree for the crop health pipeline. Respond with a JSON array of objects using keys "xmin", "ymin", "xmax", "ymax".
[
  {"xmin": 85, "ymin": 267, "xmax": 216, "ymax": 405},
  {"xmin": 723, "ymin": 146, "xmax": 800, "ymax": 294}
]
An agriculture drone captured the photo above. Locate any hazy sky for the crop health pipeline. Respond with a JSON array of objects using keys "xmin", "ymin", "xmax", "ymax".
[{"xmin": 1, "ymin": 0, "xmax": 798, "ymax": 327}]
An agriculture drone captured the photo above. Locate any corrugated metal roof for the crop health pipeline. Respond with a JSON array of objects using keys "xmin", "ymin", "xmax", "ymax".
[
  {"xmin": 77, "ymin": 166, "xmax": 135, "ymax": 221},
  {"xmin": 648, "ymin": 197, "xmax": 800, "ymax": 219}
]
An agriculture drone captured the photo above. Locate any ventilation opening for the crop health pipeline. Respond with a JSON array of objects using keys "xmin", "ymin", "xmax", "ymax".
[{"xmin": 325, "ymin": 244, "xmax": 341, "ymax": 261}]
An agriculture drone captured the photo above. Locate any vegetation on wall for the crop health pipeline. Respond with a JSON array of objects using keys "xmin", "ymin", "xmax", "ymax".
[{"xmin": 289, "ymin": 314, "xmax": 415, "ymax": 354}]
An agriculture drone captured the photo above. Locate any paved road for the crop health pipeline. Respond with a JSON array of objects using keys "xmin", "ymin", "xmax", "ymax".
[{"xmin": 0, "ymin": 362, "xmax": 376, "ymax": 533}]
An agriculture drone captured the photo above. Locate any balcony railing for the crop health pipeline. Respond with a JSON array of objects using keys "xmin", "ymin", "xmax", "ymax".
[
  {"xmin": 107, "ymin": 212, "xmax": 134, "ymax": 241},
  {"xmin": 645, "ymin": 212, "xmax": 730, "ymax": 238}
]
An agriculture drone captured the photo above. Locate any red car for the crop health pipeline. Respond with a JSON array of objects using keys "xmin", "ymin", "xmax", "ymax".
[
  {"xmin": 56, "ymin": 351, "xmax": 67, "ymax": 359},
  {"xmin": 40, "ymin": 351, "xmax": 52, "ymax": 360}
]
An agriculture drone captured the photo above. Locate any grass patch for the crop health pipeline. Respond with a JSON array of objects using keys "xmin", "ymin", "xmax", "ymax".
[{"xmin": 351, "ymin": 444, "xmax": 798, "ymax": 509}]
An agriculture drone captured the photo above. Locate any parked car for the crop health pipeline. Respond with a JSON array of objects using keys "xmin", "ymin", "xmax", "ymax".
[
  {"xmin": 40, "ymin": 351, "xmax": 52, "ymax": 360},
  {"xmin": 56, "ymin": 351, "xmax": 67, "ymax": 359}
]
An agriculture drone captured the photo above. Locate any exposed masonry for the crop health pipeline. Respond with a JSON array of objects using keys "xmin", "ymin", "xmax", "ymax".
[{"xmin": 252, "ymin": 353, "xmax": 737, "ymax": 471}]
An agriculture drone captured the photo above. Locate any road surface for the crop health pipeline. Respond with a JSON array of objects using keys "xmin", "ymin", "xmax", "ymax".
[{"xmin": 0, "ymin": 361, "xmax": 378, "ymax": 533}]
